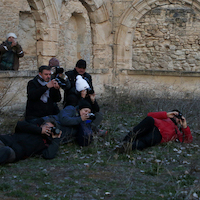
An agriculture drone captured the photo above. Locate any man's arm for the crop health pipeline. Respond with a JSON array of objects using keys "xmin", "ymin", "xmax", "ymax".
[
  {"xmin": 59, "ymin": 106, "xmax": 82, "ymax": 126},
  {"xmin": 15, "ymin": 121, "xmax": 42, "ymax": 135},
  {"xmin": 27, "ymin": 80, "xmax": 49, "ymax": 101},
  {"xmin": 0, "ymin": 42, "xmax": 12, "ymax": 54},
  {"xmin": 42, "ymin": 138, "xmax": 60, "ymax": 159},
  {"xmin": 14, "ymin": 43, "xmax": 24, "ymax": 58},
  {"xmin": 147, "ymin": 111, "xmax": 168, "ymax": 119},
  {"xmin": 49, "ymin": 87, "xmax": 62, "ymax": 102}
]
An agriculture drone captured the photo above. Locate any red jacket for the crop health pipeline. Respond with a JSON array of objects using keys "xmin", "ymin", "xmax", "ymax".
[{"xmin": 147, "ymin": 111, "xmax": 192, "ymax": 143}]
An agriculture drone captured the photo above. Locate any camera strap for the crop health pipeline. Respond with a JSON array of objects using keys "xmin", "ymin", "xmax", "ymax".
[{"xmin": 175, "ymin": 127, "xmax": 185, "ymax": 143}]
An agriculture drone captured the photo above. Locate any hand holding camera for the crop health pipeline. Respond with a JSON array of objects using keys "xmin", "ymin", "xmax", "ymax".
[
  {"xmin": 50, "ymin": 127, "xmax": 62, "ymax": 138},
  {"xmin": 41, "ymin": 124, "xmax": 62, "ymax": 138},
  {"xmin": 51, "ymin": 66, "xmax": 68, "ymax": 89},
  {"xmin": 10, "ymin": 38, "xmax": 17, "ymax": 47}
]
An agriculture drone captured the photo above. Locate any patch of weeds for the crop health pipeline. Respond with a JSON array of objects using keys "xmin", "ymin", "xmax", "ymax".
[
  {"xmin": 177, "ymin": 174, "xmax": 196, "ymax": 187},
  {"xmin": 0, "ymin": 183, "xmax": 12, "ymax": 191},
  {"xmin": 144, "ymin": 162, "xmax": 164, "ymax": 176},
  {"xmin": 0, "ymin": 167, "xmax": 8, "ymax": 175},
  {"xmin": 160, "ymin": 184, "xmax": 176, "ymax": 196},
  {"xmin": 5, "ymin": 190, "xmax": 35, "ymax": 199},
  {"xmin": 29, "ymin": 171, "xmax": 51, "ymax": 181}
]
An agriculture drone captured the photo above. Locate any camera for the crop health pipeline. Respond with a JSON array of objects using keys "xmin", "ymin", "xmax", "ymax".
[
  {"xmin": 51, "ymin": 66, "xmax": 68, "ymax": 89},
  {"xmin": 87, "ymin": 113, "xmax": 96, "ymax": 120},
  {"xmin": 175, "ymin": 112, "xmax": 183, "ymax": 120},
  {"xmin": 50, "ymin": 127, "xmax": 60, "ymax": 135},
  {"xmin": 86, "ymin": 87, "xmax": 94, "ymax": 94}
]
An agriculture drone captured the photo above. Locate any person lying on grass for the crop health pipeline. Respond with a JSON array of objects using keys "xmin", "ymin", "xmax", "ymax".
[
  {"xmin": 117, "ymin": 110, "xmax": 192, "ymax": 153},
  {"xmin": 0, "ymin": 118, "xmax": 61, "ymax": 164}
]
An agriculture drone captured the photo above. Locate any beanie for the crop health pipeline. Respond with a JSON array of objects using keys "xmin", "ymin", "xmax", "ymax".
[
  {"xmin": 76, "ymin": 59, "xmax": 86, "ymax": 69},
  {"xmin": 6, "ymin": 33, "xmax": 17, "ymax": 39},
  {"xmin": 79, "ymin": 99, "xmax": 92, "ymax": 110},
  {"xmin": 49, "ymin": 58, "xmax": 60, "ymax": 67},
  {"xmin": 76, "ymin": 75, "xmax": 90, "ymax": 92}
]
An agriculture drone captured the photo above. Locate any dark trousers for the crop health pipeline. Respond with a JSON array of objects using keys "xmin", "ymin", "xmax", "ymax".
[
  {"xmin": 124, "ymin": 116, "xmax": 162, "ymax": 150},
  {"xmin": 0, "ymin": 140, "xmax": 16, "ymax": 164}
]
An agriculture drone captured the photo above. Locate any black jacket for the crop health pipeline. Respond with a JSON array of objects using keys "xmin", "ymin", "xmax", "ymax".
[
  {"xmin": 0, "ymin": 121, "xmax": 60, "ymax": 161},
  {"xmin": 65, "ymin": 68, "xmax": 94, "ymax": 96},
  {"xmin": 25, "ymin": 75, "xmax": 62, "ymax": 120}
]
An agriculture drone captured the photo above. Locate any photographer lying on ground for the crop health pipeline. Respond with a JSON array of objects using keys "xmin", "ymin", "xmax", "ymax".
[
  {"xmin": 116, "ymin": 110, "xmax": 192, "ymax": 153},
  {"xmin": 43, "ymin": 99, "xmax": 94, "ymax": 146},
  {"xmin": 0, "ymin": 119, "xmax": 61, "ymax": 164}
]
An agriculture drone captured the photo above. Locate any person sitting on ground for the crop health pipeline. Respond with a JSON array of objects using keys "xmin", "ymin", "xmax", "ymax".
[
  {"xmin": 0, "ymin": 119, "xmax": 62, "ymax": 164},
  {"xmin": 0, "ymin": 32, "xmax": 24, "ymax": 70},
  {"xmin": 79, "ymin": 88, "xmax": 107, "ymax": 136},
  {"xmin": 25, "ymin": 65, "xmax": 61, "ymax": 123},
  {"xmin": 65, "ymin": 68, "xmax": 106, "ymax": 136},
  {"xmin": 117, "ymin": 110, "xmax": 192, "ymax": 153},
  {"xmin": 43, "ymin": 99, "xmax": 94, "ymax": 146}
]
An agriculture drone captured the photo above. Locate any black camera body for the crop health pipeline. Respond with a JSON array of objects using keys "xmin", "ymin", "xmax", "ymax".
[
  {"xmin": 51, "ymin": 66, "xmax": 68, "ymax": 89},
  {"xmin": 87, "ymin": 113, "xmax": 96, "ymax": 120},
  {"xmin": 175, "ymin": 112, "xmax": 183, "ymax": 120},
  {"xmin": 86, "ymin": 87, "xmax": 94, "ymax": 95},
  {"xmin": 50, "ymin": 127, "xmax": 60, "ymax": 135}
]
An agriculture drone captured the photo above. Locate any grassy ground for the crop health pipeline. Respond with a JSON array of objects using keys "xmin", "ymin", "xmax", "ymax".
[{"xmin": 0, "ymin": 96, "xmax": 200, "ymax": 200}]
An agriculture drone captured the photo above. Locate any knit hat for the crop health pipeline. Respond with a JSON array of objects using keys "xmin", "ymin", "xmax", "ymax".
[
  {"xmin": 78, "ymin": 99, "xmax": 92, "ymax": 110},
  {"xmin": 76, "ymin": 59, "xmax": 86, "ymax": 69},
  {"xmin": 49, "ymin": 58, "xmax": 60, "ymax": 67},
  {"xmin": 76, "ymin": 75, "xmax": 90, "ymax": 92},
  {"xmin": 6, "ymin": 33, "xmax": 17, "ymax": 39}
]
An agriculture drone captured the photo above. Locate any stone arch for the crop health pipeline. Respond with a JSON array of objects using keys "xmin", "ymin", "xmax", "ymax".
[
  {"xmin": 115, "ymin": 0, "xmax": 200, "ymax": 70},
  {"xmin": 26, "ymin": 0, "xmax": 111, "ymax": 69},
  {"xmin": 58, "ymin": 0, "xmax": 92, "ymax": 70},
  {"xmin": 26, "ymin": 0, "xmax": 60, "ymax": 67}
]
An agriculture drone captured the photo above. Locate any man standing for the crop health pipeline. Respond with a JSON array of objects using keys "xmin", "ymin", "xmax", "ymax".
[
  {"xmin": 0, "ymin": 33, "xmax": 24, "ymax": 70},
  {"xmin": 25, "ymin": 65, "xmax": 61, "ymax": 122}
]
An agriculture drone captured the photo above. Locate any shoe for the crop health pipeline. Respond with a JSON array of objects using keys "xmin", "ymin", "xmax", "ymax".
[
  {"xmin": 114, "ymin": 141, "xmax": 132, "ymax": 154},
  {"xmin": 97, "ymin": 129, "xmax": 108, "ymax": 137}
]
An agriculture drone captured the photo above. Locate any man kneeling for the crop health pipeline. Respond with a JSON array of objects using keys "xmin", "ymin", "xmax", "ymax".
[{"xmin": 0, "ymin": 119, "xmax": 61, "ymax": 164}]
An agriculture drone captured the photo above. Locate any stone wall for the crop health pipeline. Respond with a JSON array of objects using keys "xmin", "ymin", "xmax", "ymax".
[
  {"xmin": 1, "ymin": 0, "xmax": 200, "ymax": 111},
  {"xmin": 132, "ymin": 5, "xmax": 200, "ymax": 71}
]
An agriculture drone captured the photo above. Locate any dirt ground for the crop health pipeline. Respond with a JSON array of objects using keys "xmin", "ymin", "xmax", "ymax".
[{"xmin": 0, "ymin": 97, "xmax": 200, "ymax": 200}]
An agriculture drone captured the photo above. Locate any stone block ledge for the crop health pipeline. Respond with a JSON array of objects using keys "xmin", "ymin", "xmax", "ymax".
[
  {"xmin": 0, "ymin": 68, "xmax": 110, "ymax": 78},
  {"xmin": 124, "ymin": 69, "xmax": 200, "ymax": 77},
  {"xmin": 0, "ymin": 71, "xmax": 38, "ymax": 78}
]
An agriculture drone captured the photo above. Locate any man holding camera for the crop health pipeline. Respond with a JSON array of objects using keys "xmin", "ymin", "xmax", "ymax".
[
  {"xmin": 43, "ymin": 99, "xmax": 93, "ymax": 146},
  {"xmin": 117, "ymin": 110, "xmax": 192, "ymax": 153},
  {"xmin": 0, "ymin": 119, "xmax": 62, "ymax": 164},
  {"xmin": 25, "ymin": 65, "xmax": 61, "ymax": 122},
  {"xmin": 0, "ymin": 32, "xmax": 24, "ymax": 70}
]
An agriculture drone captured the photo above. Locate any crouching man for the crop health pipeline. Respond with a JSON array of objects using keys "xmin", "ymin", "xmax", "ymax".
[{"xmin": 0, "ymin": 119, "xmax": 61, "ymax": 164}]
